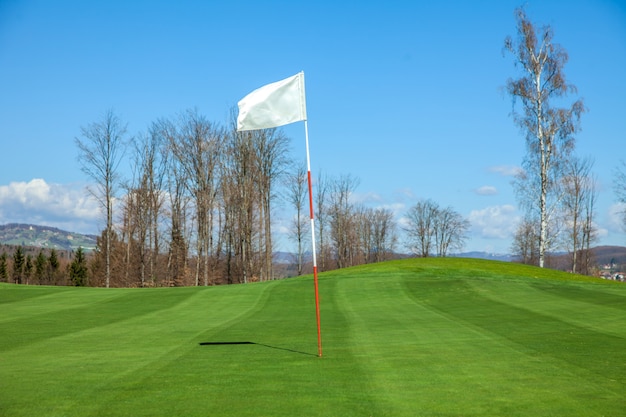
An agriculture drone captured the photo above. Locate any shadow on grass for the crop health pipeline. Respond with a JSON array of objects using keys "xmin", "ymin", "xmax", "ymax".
[{"xmin": 198, "ymin": 341, "xmax": 317, "ymax": 357}]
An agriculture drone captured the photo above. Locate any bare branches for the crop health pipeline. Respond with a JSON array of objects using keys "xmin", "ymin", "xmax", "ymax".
[
  {"xmin": 504, "ymin": 8, "xmax": 585, "ymax": 267},
  {"xmin": 404, "ymin": 200, "xmax": 468, "ymax": 258},
  {"xmin": 75, "ymin": 109, "xmax": 127, "ymax": 287}
]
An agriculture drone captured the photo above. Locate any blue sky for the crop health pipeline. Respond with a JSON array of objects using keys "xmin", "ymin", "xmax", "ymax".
[{"xmin": 1, "ymin": 0, "xmax": 625, "ymax": 253}]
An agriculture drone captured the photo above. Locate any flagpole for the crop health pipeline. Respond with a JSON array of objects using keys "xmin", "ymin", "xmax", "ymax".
[{"xmin": 304, "ymin": 120, "xmax": 322, "ymax": 358}]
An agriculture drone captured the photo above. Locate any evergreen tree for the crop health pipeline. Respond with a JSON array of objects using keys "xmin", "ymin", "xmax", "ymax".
[
  {"xmin": 24, "ymin": 255, "xmax": 33, "ymax": 284},
  {"xmin": 48, "ymin": 249, "xmax": 60, "ymax": 284},
  {"xmin": 12, "ymin": 246, "xmax": 25, "ymax": 284},
  {"xmin": 69, "ymin": 247, "xmax": 88, "ymax": 286},
  {"xmin": 35, "ymin": 250, "xmax": 47, "ymax": 284},
  {"xmin": 0, "ymin": 252, "xmax": 7, "ymax": 282}
]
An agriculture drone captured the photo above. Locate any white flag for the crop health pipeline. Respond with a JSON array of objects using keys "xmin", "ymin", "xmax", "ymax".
[{"xmin": 237, "ymin": 72, "xmax": 307, "ymax": 131}]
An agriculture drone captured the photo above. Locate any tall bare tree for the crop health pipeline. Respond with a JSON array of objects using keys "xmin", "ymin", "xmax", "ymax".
[
  {"xmin": 329, "ymin": 174, "xmax": 360, "ymax": 269},
  {"xmin": 370, "ymin": 208, "xmax": 398, "ymax": 263},
  {"xmin": 167, "ymin": 109, "xmax": 224, "ymax": 286},
  {"xmin": 405, "ymin": 201, "xmax": 467, "ymax": 258},
  {"xmin": 404, "ymin": 199, "xmax": 439, "ymax": 257},
  {"xmin": 315, "ymin": 172, "xmax": 331, "ymax": 271},
  {"xmin": 223, "ymin": 128, "xmax": 257, "ymax": 284},
  {"xmin": 285, "ymin": 163, "xmax": 309, "ymax": 276},
  {"xmin": 253, "ymin": 128, "xmax": 290, "ymax": 280},
  {"xmin": 561, "ymin": 156, "xmax": 596, "ymax": 273},
  {"xmin": 354, "ymin": 206, "xmax": 397, "ymax": 263},
  {"xmin": 504, "ymin": 8, "xmax": 585, "ymax": 268},
  {"xmin": 75, "ymin": 109, "xmax": 127, "ymax": 287},
  {"xmin": 433, "ymin": 206, "xmax": 470, "ymax": 257},
  {"xmin": 156, "ymin": 118, "xmax": 190, "ymax": 286},
  {"xmin": 511, "ymin": 216, "xmax": 540, "ymax": 265}
]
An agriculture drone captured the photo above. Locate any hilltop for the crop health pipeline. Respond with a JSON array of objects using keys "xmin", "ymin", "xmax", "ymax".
[{"xmin": 0, "ymin": 223, "xmax": 97, "ymax": 251}]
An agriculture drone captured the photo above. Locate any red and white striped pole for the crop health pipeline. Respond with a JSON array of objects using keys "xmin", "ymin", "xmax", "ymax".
[{"xmin": 304, "ymin": 120, "xmax": 322, "ymax": 357}]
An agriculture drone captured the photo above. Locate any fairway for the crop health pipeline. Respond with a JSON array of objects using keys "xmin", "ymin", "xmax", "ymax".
[{"xmin": 1, "ymin": 258, "xmax": 625, "ymax": 416}]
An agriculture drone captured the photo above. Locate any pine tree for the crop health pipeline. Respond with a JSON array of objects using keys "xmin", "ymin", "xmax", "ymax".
[
  {"xmin": 35, "ymin": 251, "xmax": 47, "ymax": 284},
  {"xmin": 69, "ymin": 247, "xmax": 88, "ymax": 286},
  {"xmin": 24, "ymin": 255, "xmax": 33, "ymax": 284},
  {"xmin": 0, "ymin": 252, "xmax": 8, "ymax": 282},
  {"xmin": 12, "ymin": 246, "xmax": 25, "ymax": 284},
  {"xmin": 48, "ymin": 249, "xmax": 60, "ymax": 284}
]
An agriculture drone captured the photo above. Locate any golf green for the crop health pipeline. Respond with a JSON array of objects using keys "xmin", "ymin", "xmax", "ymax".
[{"xmin": 1, "ymin": 258, "xmax": 624, "ymax": 416}]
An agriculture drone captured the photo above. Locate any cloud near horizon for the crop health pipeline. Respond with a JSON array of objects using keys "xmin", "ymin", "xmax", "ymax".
[
  {"xmin": 468, "ymin": 204, "xmax": 519, "ymax": 240},
  {"xmin": 0, "ymin": 179, "xmax": 100, "ymax": 234}
]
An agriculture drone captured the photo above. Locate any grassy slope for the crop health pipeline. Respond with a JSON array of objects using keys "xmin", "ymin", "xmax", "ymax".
[{"xmin": 0, "ymin": 258, "xmax": 624, "ymax": 416}]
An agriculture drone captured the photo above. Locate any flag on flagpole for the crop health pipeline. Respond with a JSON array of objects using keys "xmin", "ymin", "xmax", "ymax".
[{"xmin": 237, "ymin": 72, "xmax": 307, "ymax": 131}]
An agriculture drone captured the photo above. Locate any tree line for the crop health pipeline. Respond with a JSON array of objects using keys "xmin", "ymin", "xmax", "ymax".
[
  {"xmin": 62, "ymin": 108, "xmax": 472, "ymax": 288},
  {"xmin": 0, "ymin": 246, "xmax": 86, "ymax": 286},
  {"xmin": 0, "ymin": 103, "xmax": 470, "ymax": 288}
]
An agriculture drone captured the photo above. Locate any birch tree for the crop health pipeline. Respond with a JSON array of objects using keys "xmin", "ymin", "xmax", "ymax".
[
  {"xmin": 75, "ymin": 109, "xmax": 127, "ymax": 287},
  {"xmin": 504, "ymin": 8, "xmax": 585, "ymax": 268}
]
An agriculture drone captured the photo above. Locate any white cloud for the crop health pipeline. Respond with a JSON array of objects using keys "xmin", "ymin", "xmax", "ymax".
[
  {"xmin": 351, "ymin": 191, "xmax": 383, "ymax": 204},
  {"xmin": 608, "ymin": 203, "xmax": 626, "ymax": 231},
  {"xmin": 475, "ymin": 185, "xmax": 498, "ymax": 196},
  {"xmin": 0, "ymin": 179, "xmax": 100, "ymax": 233},
  {"xmin": 468, "ymin": 204, "xmax": 520, "ymax": 240},
  {"xmin": 489, "ymin": 165, "xmax": 522, "ymax": 177}
]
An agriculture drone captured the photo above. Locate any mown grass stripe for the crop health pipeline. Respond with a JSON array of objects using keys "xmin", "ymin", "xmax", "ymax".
[
  {"xmin": 1, "ymin": 258, "xmax": 625, "ymax": 416},
  {"xmin": 0, "ymin": 287, "xmax": 201, "ymax": 351},
  {"xmin": 405, "ymin": 277, "xmax": 625, "ymax": 405}
]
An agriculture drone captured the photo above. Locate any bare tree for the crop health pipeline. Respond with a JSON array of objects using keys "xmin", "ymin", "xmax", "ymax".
[
  {"xmin": 504, "ymin": 8, "xmax": 585, "ymax": 268},
  {"xmin": 433, "ymin": 206, "xmax": 470, "ymax": 257},
  {"xmin": 120, "ymin": 129, "xmax": 167, "ymax": 287},
  {"xmin": 329, "ymin": 174, "xmax": 360, "ymax": 269},
  {"xmin": 355, "ymin": 206, "xmax": 397, "ymax": 263},
  {"xmin": 561, "ymin": 156, "xmax": 596, "ymax": 273},
  {"xmin": 159, "ymin": 119, "xmax": 190, "ymax": 286},
  {"xmin": 253, "ymin": 128, "xmax": 290, "ymax": 280},
  {"xmin": 223, "ymin": 128, "xmax": 257, "ymax": 284},
  {"xmin": 370, "ymin": 208, "xmax": 398, "ymax": 262},
  {"xmin": 315, "ymin": 172, "xmax": 331, "ymax": 271},
  {"xmin": 511, "ymin": 216, "xmax": 540, "ymax": 265},
  {"xmin": 404, "ymin": 199, "xmax": 439, "ymax": 257},
  {"xmin": 75, "ymin": 109, "xmax": 127, "ymax": 288},
  {"xmin": 580, "ymin": 173, "xmax": 598, "ymax": 275},
  {"xmin": 285, "ymin": 163, "xmax": 309, "ymax": 276},
  {"xmin": 167, "ymin": 109, "xmax": 224, "ymax": 286}
]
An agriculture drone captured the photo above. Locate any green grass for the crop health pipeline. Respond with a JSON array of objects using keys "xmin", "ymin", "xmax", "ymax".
[{"xmin": 1, "ymin": 258, "xmax": 625, "ymax": 416}]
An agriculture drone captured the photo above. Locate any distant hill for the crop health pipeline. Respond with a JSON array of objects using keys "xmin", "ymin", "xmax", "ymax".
[
  {"xmin": 590, "ymin": 245, "xmax": 626, "ymax": 267},
  {"xmin": 0, "ymin": 223, "xmax": 98, "ymax": 251}
]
